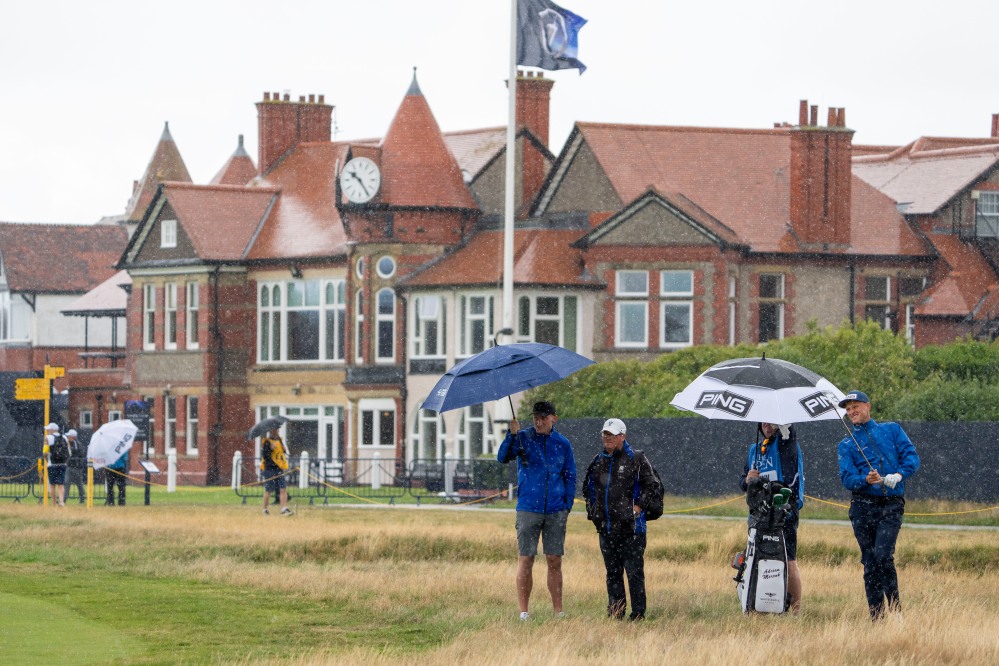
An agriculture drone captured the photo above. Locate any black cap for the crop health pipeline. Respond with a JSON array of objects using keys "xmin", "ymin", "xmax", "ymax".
[{"xmin": 532, "ymin": 401, "xmax": 557, "ymax": 417}]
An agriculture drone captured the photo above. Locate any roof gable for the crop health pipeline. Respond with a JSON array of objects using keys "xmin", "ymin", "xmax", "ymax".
[
  {"xmin": 917, "ymin": 234, "xmax": 999, "ymax": 317},
  {"xmin": 210, "ymin": 135, "xmax": 258, "ymax": 186},
  {"xmin": 0, "ymin": 222, "xmax": 128, "ymax": 293}
]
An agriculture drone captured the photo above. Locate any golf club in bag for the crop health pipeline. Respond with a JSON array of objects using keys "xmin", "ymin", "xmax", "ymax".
[{"xmin": 731, "ymin": 477, "xmax": 792, "ymax": 613}]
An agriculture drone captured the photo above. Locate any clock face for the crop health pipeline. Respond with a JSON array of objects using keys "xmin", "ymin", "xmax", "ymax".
[{"xmin": 340, "ymin": 157, "xmax": 381, "ymax": 203}]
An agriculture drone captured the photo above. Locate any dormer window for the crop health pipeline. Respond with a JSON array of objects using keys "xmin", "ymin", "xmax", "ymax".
[{"xmin": 161, "ymin": 219, "xmax": 177, "ymax": 248}]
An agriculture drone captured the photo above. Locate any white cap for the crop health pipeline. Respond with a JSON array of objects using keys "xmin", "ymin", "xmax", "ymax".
[
  {"xmin": 45, "ymin": 422, "xmax": 59, "ymax": 432},
  {"xmin": 601, "ymin": 418, "xmax": 627, "ymax": 436},
  {"xmin": 66, "ymin": 429, "xmax": 78, "ymax": 437}
]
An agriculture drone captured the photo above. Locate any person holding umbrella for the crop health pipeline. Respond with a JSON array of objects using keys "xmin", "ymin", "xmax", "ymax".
[
  {"xmin": 260, "ymin": 426, "xmax": 293, "ymax": 516},
  {"xmin": 496, "ymin": 401, "xmax": 576, "ymax": 621},
  {"xmin": 837, "ymin": 390, "xmax": 920, "ymax": 621},
  {"xmin": 740, "ymin": 422, "xmax": 805, "ymax": 613}
]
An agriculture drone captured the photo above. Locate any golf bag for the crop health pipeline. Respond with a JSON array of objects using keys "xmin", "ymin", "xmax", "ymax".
[{"xmin": 731, "ymin": 477, "xmax": 791, "ymax": 614}]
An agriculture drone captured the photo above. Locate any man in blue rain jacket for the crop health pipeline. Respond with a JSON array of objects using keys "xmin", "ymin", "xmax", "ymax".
[
  {"xmin": 497, "ymin": 400, "xmax": 577, "ymax": 621},
  {"xmin": 837, "ymin": 390, "xmax": 920, "ymax": 620}
]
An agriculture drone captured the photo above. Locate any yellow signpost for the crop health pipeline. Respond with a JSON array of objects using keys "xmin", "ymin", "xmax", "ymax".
[{"xmin": 14, "ymin": 365, "xmax": 64, "ymax": 507}]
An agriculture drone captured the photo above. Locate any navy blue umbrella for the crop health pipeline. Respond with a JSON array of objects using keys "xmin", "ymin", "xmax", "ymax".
[{"xmin": 421, "ymin": 343, "xmax": 595, "ymax": 413}]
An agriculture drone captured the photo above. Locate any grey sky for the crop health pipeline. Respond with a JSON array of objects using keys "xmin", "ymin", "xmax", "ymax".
[{"xmin": 3, "ymin": 0, "xmax": 998, "ymax": 224}]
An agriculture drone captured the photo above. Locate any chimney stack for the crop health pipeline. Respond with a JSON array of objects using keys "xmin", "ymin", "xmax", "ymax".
[
  {"xmin": 515, "ymin": 70, "xmax": 556, "ymax": 215},
  {"xmin": 789, "ymin": 100, "xmax": 854, "ymax": 247},
  {"xmin": 256, "ymin": 91, "xmax": 333, "ymax": 176},
  {"xmin": 992, "ymin": 113, "xmax": 999, "ymax": 138}
]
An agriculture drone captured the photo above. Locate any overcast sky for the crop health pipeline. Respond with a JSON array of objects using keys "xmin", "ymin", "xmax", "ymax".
[{"xmin": 3, "ymin": 0, "xmax": 998, "ymax": 224}]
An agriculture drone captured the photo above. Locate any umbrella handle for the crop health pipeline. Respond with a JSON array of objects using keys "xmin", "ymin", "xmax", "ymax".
[{"xmin": 508, "ymin": 395, "xmax": 515, "ymax": 419}]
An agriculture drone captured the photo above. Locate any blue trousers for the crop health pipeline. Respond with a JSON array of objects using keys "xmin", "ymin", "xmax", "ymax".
[
  {"xmin": 849, "ymin": 497, "xmax": 904, "ymax": 618},
  {"xmin": 598, "ymin": 531, "xmax": 646, "ymax": 619}
]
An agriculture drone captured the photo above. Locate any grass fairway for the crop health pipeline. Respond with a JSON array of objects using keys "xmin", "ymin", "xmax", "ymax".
[{"xmin": 2, "ymin": 501, "xmax": 998, "ymax": 665}]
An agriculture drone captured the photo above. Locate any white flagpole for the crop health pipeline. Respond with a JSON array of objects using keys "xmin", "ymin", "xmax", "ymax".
[{"xmin": 502, "ymin": 0, "xmax": 517, "ymax": 342}]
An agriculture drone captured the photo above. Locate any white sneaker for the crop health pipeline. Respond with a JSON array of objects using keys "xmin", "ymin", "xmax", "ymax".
[
  {"xmin": 262, "ymin": 509, "xmax": 270, "ymax": 515},
  {"xmin": 280, "ymin": 507, "xmax": 293, "ymax": 516},
  {"xmin": 519, "ymin": 611, "xmax": 530, "ymax": 621}
]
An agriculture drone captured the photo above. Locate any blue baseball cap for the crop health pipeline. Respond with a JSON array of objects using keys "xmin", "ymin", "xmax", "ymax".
[{"xmin": 838, "ymin": 390, "xmax": 870, "ymax": 408}]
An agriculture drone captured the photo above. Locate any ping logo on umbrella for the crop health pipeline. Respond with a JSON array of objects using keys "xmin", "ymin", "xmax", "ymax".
[
  {"xmin": 696, "ymin": 390, "xmax": 754, "ymax": 417},
  {"xmin": 799, "ymin": 391, "xmax": 838, "ymax": 418}
]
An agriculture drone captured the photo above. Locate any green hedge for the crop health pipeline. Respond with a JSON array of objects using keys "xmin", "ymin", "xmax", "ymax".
[{"xmin": 522, "ymin": 320, "xmax": 999, "ymax": 422}]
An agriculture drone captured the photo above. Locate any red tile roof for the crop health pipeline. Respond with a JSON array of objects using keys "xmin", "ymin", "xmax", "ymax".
[
  {"xmin": 917, "ymin": 233, "xmax": 999, "ymax": 317},
  {"xmin": 443, "ymin": 127, "xmax": 507, "ymax": 180},
  {"xmin": 399, "ymin": 229, "xmax": 599, "ymax": 289},
  {"xmin": 159, "ymin": 183, "xmax": 279, "ymax": 261},
  {"xmin": 556, "ymin": 123, "xmax": 926, "ymax": 256},
  {"xmin": 377, "ymin": 80, "xmax": 478, "ymax": 209},
  {"xmin": 0, "ymin": 222, "xmax": 128, "ymax": 293},
  {"xmin": 249, "ymin": 142, "xmax": 351, "ymax": 260},
  {"xmin": 210, "ymin": 135, "xmax": 257, "ymax": 186},
  {"xmin": 124, "ymin": 122, "xmax": 192, "ymax": 222}
]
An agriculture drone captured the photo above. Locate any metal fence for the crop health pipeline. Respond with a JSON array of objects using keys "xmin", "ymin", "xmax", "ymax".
[
  {"xmin": 0, "ymin": 456, "xmax": 37, "ymax": 502},
  {"xmin": 232, "ymin": 455, "xmax": 518, "ymax": 506}
]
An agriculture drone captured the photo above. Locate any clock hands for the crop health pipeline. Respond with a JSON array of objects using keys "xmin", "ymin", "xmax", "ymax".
[{"xmin": 347, "ymin": 169, "xmax": 369, "ymax": 197}]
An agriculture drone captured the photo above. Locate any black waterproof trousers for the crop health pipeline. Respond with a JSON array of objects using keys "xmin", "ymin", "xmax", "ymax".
[
  {"xmin": 849, "ymin": 496, "xmax": 904, "ymax": 619},
  {"xmin": 598, "ymin": 532, "xmax": 646, "ymax": 619}
]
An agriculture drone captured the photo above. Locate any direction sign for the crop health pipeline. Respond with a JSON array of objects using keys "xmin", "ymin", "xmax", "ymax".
[
  {"xmin": 44, "ymin": 365, "xmax": 65, "ymax": 379},
  {"xmin": 15, "ymin": 378, "xmax": 50, "ymax": 401}
]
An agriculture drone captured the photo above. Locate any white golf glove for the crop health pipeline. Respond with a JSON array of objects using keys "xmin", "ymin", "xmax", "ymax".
[
  {"xmin": 778, "ymin": 425, "xmax": 791, "ymax": 440},
  {"xmin": 883, "ymin": 473, "xmax": 902, "ymax": 489}
]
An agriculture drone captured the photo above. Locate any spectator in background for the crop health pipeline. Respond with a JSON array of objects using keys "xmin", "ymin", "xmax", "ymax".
[
  {"xmin": 260, "ymin": 427, "xmax": 293, "ymax": 516},
  {"xmin": 45, "ymin": 423, "xmax": 69, "ymax": 507},
  {"xmin": 65, "ymin": 429, "xmax": 87, "ymax": 504},
  {"xmin": 105, "ymin": 448, "xmax": 128, "ymax": 506}
]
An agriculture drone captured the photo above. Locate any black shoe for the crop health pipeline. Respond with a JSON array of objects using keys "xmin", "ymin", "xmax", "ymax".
[{"xmin": 628, "ymin": 613, "xmax": 645, "ymax": 622}]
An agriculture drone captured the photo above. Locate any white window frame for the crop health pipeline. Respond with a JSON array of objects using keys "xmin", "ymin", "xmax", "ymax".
[
  {"xmin": 616, "ymin": 270, "xmax": 649, "ymax": 297},
  {"xmin": 758, "ymin": 273, "xmax": 785, "ymax": 343},
  {"xmin": 358, "ymin": 398, "xmax": 396, "ymax": 450},
  {"xmin": 411, "ymin": 294, "xmax": 446, "ymax": 358},
  {"xmin": 516, "ymin": 294, "xmax": 579, "ymax": 351},
  {"xmin": 0, "ymin": 289, "xmax": 30, "ymax": 342},
  {"xmin": 325, "ymin": 280, "xmax": 347, "ymax": 362},
  {"xmin": 256, "ymin": 404, "xmax": 344, "ymax": 462},
  {"xmin": 161, "ymin": 219, "xmax": 177, "ymax": 248},
  {"xmin": 458, "ymin": 294, "xmax": 495, "ymax": 357},
  {"xmin": 107, "ymin": 410, "xmax": 122, "ymax": 422},
  {"xmin": 615, "ymin": 301, "xmax": 648, "ymax": 348},
  {"xmin": 457, "ymin": 404, "xmax": 495, "ymax": 459},
  {"xmin": 659, "ymin": 270, "xmax": 694, "ymax": 349},
  {"xmin": 375, "ymin": 288, "xmax": 396, "ymax": 363},
  {"xmin": 186, "ymin": 282, "xmax": 199, "ymax": 349},
  {"xmin": 257, "ymin": 279, "xmax": 348, "ymax": 364},
  {"xmin": 977, "ymin": 191, "xmax": 999, "ymax": 237},
  {"xmin": 354, "ymin": 289, "xmax": 365, "ymax": 364},
  {"xmin": 164, "ymin": 396, "xmax": 176, "ymax": 454},
  {"xmin": 905, "ymin": 303, "xmax": 916, "ymax": 346},
  {"xmin": 409, "ymin": 407, "xmax": 446, "ymax": 462},
  {"xmin": 80, "ymin": 410, "xmax": 93, "ymax": 429},
  {"xmin": 186, "ymin": 396, "xmax": 199, "ymax": 455},
  {"xmin": 864, "ymin": 276, "xmax": 892, "ymax": 330},
  {"xmin": 376, "ymin": 256, "xmax": 396, "ymax": 279},
  {"xmin": 143, "ymin": 283, "xmax": 156, "ymax": 350},
  {"xmin": 164, "ymin": 282, "xmax": 177, "ymax": 350}
]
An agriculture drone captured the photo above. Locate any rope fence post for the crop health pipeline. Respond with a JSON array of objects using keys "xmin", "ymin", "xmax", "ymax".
[{"xmin": 167, "ymin": 452, "xmax": 177, "ymax": 492}]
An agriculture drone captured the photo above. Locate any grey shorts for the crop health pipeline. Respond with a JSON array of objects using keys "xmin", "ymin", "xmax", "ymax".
[{"xmin": 516, "ymin": 510, "xmax": 569, "ymax": 557}]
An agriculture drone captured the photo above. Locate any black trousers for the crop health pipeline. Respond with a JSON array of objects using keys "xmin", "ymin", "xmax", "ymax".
[
  {"xmin": 67, "ymin": 465, "xmax": 86, "ymax": 503},
  {"xmin": 106, "ymin": 471, "xmax": 127, "ymax": 506},
  {"xmin": 598, "ymin": 531, "xmax": 647, "ymax": 619},
  {"xmin": 849, "ymin": 498, "xmax": 904, "ymax": 618}
]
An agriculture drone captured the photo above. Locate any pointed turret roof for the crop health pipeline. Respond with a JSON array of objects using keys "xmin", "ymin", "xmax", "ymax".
[
  {"xmin": 124, "ymin": 122, "xmax": 193, "ymax": 222},
  {"xmin": 210, "ymin": 135, "xmax": 258, "ymax": 186},
  {"xmin": 377, "ymin": 70, "xmax": 477, "ymax": 209}
]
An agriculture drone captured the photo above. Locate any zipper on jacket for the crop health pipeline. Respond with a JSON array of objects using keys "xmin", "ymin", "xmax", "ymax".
[{"xmin": 604, "ymin": 453, "xmax": 613, "ymax": 534}]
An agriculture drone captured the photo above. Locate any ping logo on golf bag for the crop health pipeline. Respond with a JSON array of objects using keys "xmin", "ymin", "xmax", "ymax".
[
  {"xmin": 761, "ymin": 534, "xmax": 781, "ymax": 542},
  {"xmin": 799, "ymin": 391, "xmax": 838, "ymax": 418},
  {"xmin": 696, "ymin": 390, "xmax": 754, "ymax": 418}
]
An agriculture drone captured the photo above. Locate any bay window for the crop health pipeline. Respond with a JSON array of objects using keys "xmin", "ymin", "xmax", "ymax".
[{"xmin": 258, "ymin": 279, "xmax": 347, "ymax": 363}]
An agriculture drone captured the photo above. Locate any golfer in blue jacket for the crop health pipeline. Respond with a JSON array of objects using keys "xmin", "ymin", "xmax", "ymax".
[
  {"xmin": 837, "ymin": 390, "xmax": 920, "ymax": 620},
  {"xmin": 497, "ymin": 401, "xmax": 577, "ymax": 621}
]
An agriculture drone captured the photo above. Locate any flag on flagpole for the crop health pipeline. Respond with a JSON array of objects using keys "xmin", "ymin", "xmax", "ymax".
[{"xmin": 517, "ymin": 0, "xmax": 587, "ymax": 73}]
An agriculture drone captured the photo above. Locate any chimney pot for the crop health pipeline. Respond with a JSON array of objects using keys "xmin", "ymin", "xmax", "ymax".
[
  {"xmin": 308, "ymin": 94, "xmax": 315, "ymax": 103},
  {"xmin": 827, "ymin": 107, "xmax": 837, "ymax": 127},
  {"xmin": 318, "ymin": 94, "xmax": 325, "ymax": 104},
  {"xmin": 838, "ymin": 107, "xmax": 846, "ymax": 128},
  {"xmin": 810, "ymin": 105, "xmax": 818, "ymax": 126},
  {"xmin": 299, "ymin": 95, "xmax": 305, "ymax": 102},
  {"xmin": 992, "ymin": 113, "xmax": 999, "ymax": 138},
  {"xmin": 273, "ymin": 92, "xmax": 279, "ymax": 101},
  {"xmin": 283, "ymin": 93, "xmax": 290, "ymax": 101},
  {"xmin": 263, "ymin": 92, "xmax": 270, "ymax": 101},
  {"xmin": 799, "ymin": 100, "xmax": 808, "ymax": 126}
]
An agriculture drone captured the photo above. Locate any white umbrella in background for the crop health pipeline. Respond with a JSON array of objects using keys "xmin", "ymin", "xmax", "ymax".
[{"xmin": 87, "ymin": 419, "xmax": 138, "ymax": 470}]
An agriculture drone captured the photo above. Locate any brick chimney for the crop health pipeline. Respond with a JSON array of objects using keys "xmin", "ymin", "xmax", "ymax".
[
  {"xmin": 256, "ymin": 91, "xmax": 332, "ymax": 175},
  {"xmin": 992, "ymin": 113, "xmax": 999, "ymax": 138},
  {"xmin": 789, "ymin": 99, "xmax": 854, "ymax": 247},
  {"xmin": 516, "ymin": 71, "xmax": 555, "ymax": 214}
]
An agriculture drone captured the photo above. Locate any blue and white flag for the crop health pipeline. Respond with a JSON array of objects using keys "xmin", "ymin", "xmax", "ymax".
[{"xmin": 517, "ymin": 0, "xmax": 587, "ymax": 73}]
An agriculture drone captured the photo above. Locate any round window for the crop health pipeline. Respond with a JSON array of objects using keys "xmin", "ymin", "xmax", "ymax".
[
  {"xmin": 376, "ymin": 256, "xmax": 396, "ymax": 278},
  {"xmin": 355, "ymin": 257, "xmax": 365, "ymax": 279}
]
